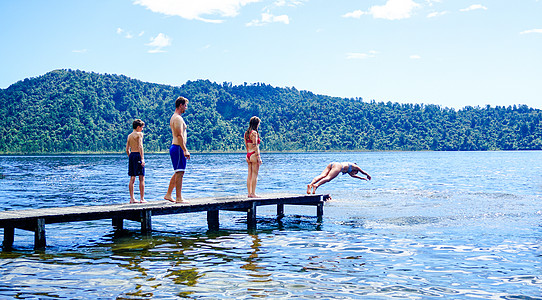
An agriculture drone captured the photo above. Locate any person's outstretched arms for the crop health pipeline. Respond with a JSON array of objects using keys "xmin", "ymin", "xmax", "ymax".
[{"xmin": 350, "ymin": 165, "xmax": 371, "ymax": 180}]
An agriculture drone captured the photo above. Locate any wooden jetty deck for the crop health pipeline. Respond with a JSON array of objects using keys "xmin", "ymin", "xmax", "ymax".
[{"xmin": 0, "ymin": 193, "xmax": 330, "ymax": 250}]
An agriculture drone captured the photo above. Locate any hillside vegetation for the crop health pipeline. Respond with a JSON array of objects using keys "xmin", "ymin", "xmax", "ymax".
[{"xmin": 1, "ymin": 69, "xmax": 541, "ymax": 154}]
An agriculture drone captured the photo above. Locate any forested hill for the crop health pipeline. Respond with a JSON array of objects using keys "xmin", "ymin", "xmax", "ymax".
[{"xmin": 1, "ymin": 69, "xmax": 541, "ymax": 154}]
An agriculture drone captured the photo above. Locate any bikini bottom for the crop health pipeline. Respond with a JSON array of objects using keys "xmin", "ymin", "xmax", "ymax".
[{"xmin": 247, "ymin": 151, "xmax": 256, "ymax": 160}]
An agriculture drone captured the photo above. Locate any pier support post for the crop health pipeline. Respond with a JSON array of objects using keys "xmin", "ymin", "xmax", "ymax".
[
  {"xmin": 277, "ymin": 204, "xmax": 284, "ymax": 219},
  {"xmin": 207, "ymin": 210, "xmax": 220, "ymax": 231},
  {"xmin": 247, "ymin": 202, "xmax": 257, "ymax": 230},
  {"xmin": 112, "ymin": 217, "xmax": 124, "ymax": 230},
  {"xmin": 316, "ymin": 201, "xmax": 324, "ymax": 222},
  {"xmin": 3, "ymin": 226, "xmax": 14, "ymax": 250},
  {"xmin": 141, "ymin": 210, "xmax": 152, "ymax": 234},
  {"xmin": 34, "ymin": 218, "xmax": 46, "ymax": 250},
  {"xmin": 316, "ymin": 202, "xmax": 324, "ymax": 217}
]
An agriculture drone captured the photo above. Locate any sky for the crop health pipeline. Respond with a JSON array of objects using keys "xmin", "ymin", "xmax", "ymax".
[{"xmin": 1, "ymin": 0, "xmax": 541, "ymax": 109}]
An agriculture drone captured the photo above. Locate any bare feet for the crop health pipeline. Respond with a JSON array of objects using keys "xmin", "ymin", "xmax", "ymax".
[
  {"xmin": 175, "ymin": 198, "xmax": 189, "ymax": 204},
  {"xmin": 139, "ymin": 199, "xmax": 147, "ymax": 203},
  {"xmin": 306, "ymin": 184, "xmax": 312, "ymax": 194},
  {"xmin": 164, "ymin": 194, "xmax": 175, "ymax": 203},
  {"xmin": 312, "ymin": 185, "xmax": 318, "ymax": 194},
  {"xmin": 130, "ymin": 198, "xmax": 137, "ymax": 204},
  {"xmin": 248, "ymin": 194, "xmax": 260, "ymax": 198}
]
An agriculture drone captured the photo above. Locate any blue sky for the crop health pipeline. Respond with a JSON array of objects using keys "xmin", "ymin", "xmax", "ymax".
[{"xmin": 1, "ymin": 0, "xmax": 541, "ymax": 109}]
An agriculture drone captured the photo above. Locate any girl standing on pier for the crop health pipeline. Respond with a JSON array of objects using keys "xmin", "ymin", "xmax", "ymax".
[{"xmin": 244, "ymin": 116, "xmax": 262, "ymax": 198}]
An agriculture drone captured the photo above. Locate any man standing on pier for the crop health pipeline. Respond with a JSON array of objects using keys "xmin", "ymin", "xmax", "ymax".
[{"xmin": 164, "ymin": 96, "xmax": 190, "ymax": 203}]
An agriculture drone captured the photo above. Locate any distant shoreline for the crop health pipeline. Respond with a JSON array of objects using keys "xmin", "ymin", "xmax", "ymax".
[{"xmin": 1, "ymin": 149, "xmax": 538, "ymax": 156}]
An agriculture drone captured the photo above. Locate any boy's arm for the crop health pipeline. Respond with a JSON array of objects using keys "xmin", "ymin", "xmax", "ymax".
[
  {"xmin": 125, "ymin": 136, "xmax": 130, "ymax": 156},
  {"xmin": 138, "ymin": 132, "xmax": 145, "ymax": 166}
]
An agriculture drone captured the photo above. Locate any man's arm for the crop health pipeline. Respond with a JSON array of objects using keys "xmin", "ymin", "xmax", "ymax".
[
  {"xmin": 176, "ymin": 117, "xmax": 190, "ymax": 158},
  {"xmin": 179, "ymin": 121, "xmax": 188, "ymax": 152}
]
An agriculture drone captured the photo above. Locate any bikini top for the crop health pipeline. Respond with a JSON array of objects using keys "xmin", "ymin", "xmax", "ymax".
[
  {"xmin": 246, "ymin": 131, "xmax": 261, "ymax": 144},
  {"xmin": 341, "ymin": 163, "xmax": 353, "ymax": 174}
]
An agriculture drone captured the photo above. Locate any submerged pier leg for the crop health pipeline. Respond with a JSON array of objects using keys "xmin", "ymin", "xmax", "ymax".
[
  {"xmin": 207, "ymin": 210, "xmax": 220, "ymax": 231},
  {"xmin": 34, "ymin": 218, "xmax": 46, "ymax": 250},
  {"xmin": 247, "ymin": 202, "xmax": 257, "ymax": 230},
  {"xmin": 316, "ymin": 198, "xmax": 324, "ymax": 223},
  {"xmin": 316, "ymin": 202, "xmax": 324, "ymax": 218},
  {"xmin": 3, "ymin": 226, "xmax": 14, "ymax": 250},
  {"xmin": 112, "ymin": 217, "xmax": 124, "ymax": 230},
  {"xmin": 141, "ymin": 210, "xmax": 152, "ymax": 234},
  {"xmin": 277, "ymin": 204, "xmax": 284, "ymax": 219}
]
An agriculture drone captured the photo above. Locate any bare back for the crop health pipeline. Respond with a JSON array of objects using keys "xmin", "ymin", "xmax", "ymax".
[
  {"xmin": 245, "ymin": 130, "xmax": 260, "ymax": 153},
  {"xmin": 126, "ymin": 131, "xmax": 143, "ymax": 153},
  {"xmin": 170, "ymin": 113, "xmax": 187, "ymax": 147}
]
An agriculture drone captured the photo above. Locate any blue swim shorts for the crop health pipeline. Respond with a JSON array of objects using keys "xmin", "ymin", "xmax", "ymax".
[
  {"xmin": 128, "ymin": 152, "xmax": 145, "ymax": 176},
  {"xmin": 169, "ymin": 144, "xmax": 186, "ymax": 172}
]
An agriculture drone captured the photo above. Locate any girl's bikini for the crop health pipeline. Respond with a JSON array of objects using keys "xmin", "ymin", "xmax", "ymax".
[
  {"xmin": 342, "ymin": 163, "xmax": 353, "ymax": 174},
  {"xmin": 246, "ymin": 131, "xmax": 261, "ymax": 160}
]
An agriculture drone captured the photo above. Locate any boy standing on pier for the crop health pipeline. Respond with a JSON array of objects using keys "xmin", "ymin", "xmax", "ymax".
[
  {"xmin": 126, "ymin": 119, "xmax": 146, "ymax": 203},
  {"xmin": 164, "ymin": 96, "xmax": 190, "ymax": 203}
]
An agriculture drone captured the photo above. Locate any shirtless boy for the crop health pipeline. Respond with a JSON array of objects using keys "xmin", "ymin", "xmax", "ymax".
[
  {"xmin": 126, "ymin": 119, "xmax": 146, "ymax": 203},
  {"xmin": 164, "ymin": 96, "xmax": 191, "ymax": 203}
]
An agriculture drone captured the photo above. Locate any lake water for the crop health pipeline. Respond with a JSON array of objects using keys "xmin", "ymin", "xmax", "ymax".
[{"xmin": 0, "ymin": 151, "xmax": 541, "ymax": 299}]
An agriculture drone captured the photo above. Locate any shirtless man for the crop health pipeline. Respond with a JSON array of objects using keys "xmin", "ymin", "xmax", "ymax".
[
  {"xmin": 164, "ymin": 96, "xmax": 191, "ymax": 203},
  {"xmin": 126, "ymin": 119, "xmax": 146, "ymax": 203}
]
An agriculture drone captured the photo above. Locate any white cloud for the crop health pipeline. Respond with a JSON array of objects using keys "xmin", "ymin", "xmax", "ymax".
[
  {"xmin": 371, "ymin": 0, "xmax": 420, "ymax": 19},
  {"xmin": 343, "ymin": 0, "xmax": 421, "ymax": 20},
  {"xmin": 72, "ymin": 49, "xmax": 88, "ymax": 53},
  {"xmin": 134, "ymin": 0, "xmax": 261, "ymax": 23},
  {"xmin": 146, "ymin": 33, "xmax": 171, "ymax": 53},
  {"xmin": 346, "ymin": 50, "xmax": 378, "ymax": 59},
  {"xmin": 410, "ymin": 54, "xmax": 421, "ymax": 59},
  {"xmin": 425, "ymin": 0, "xmax": 442, "ymax": 6},
  {"xmin": 273, "ymin": 0, "xmax": 305, "ymax": 7},
  {"xmin": 427, "ymin": 11, "xmax": 447, "ymax": 18},
  {"xmin": 117, "ymin": 27, "xmax": 138, "ymax": 39},
  {"xmin": 520, "ymin": 29, "xmax": 542, "ymax": 34},
  {"xmin": 460, "ymin": 4, "xmax": 488, "ymax": 12},
  {"xmin": 342, "ymin": 10, "xmax": 365, "ymax": 19},
  {"xmin": 247, "ymin": 12, "xmax": 289, "ymax": 26}
]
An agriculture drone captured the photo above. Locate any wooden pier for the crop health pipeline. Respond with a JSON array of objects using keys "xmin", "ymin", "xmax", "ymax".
[{"xmin": 0, "ymin": 193, "xmax": 329, "ymax": 250}]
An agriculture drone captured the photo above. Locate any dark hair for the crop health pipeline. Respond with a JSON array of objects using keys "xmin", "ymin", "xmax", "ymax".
[
  {"xmin": 132, "ymin": 119, "xmax": 145, "ymax": 129},
  {"xmin": 244, "ymin": 116, "xmax": 261, "ymax": 141},
  {"xmin": 175, "ymin": 96, "xmax": 189, "ymax": 108}
]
